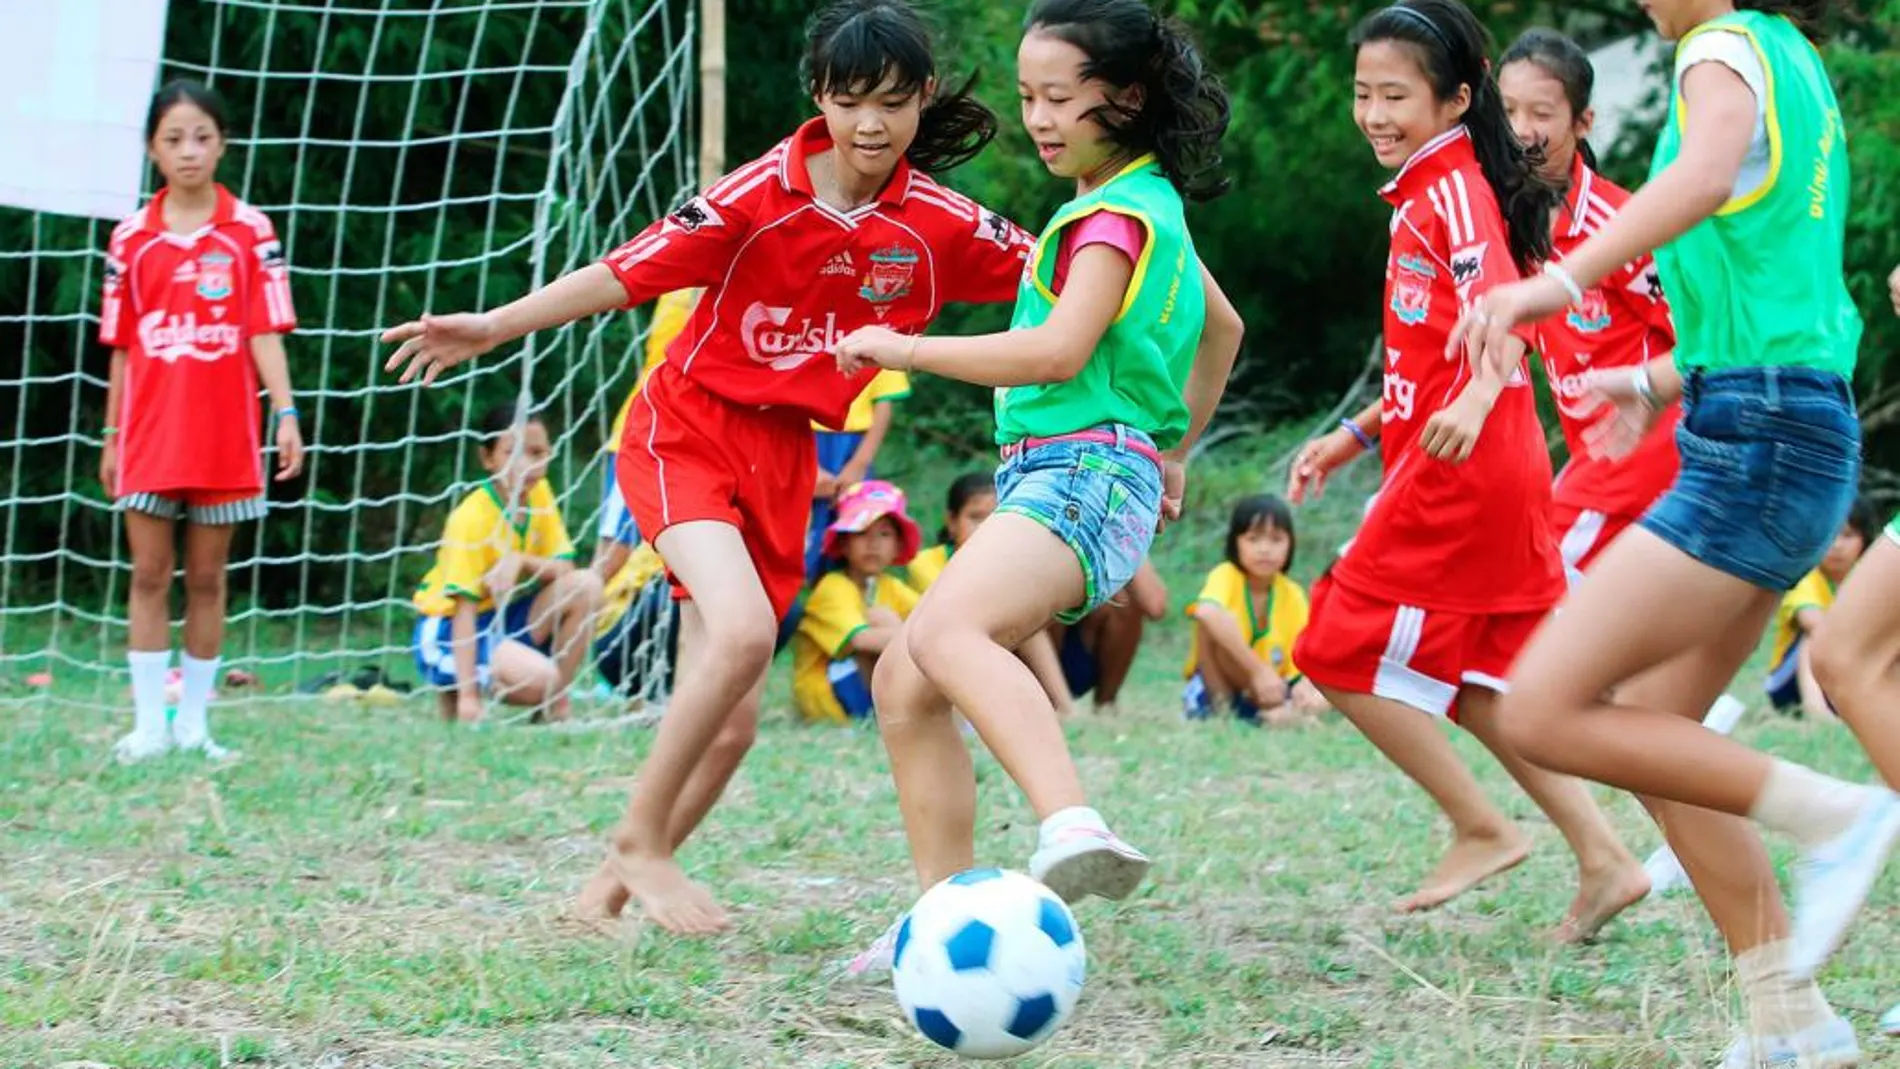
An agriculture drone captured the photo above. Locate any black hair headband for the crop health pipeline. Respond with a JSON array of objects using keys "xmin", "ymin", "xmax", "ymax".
[{"xmin": 1384, "ymin": 4, "xmax": 1453, "ymax": 53}]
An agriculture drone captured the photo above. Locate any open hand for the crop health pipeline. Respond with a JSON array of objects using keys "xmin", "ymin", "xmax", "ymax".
[
  {"xmin": 382, "ymin": 312, "xmax": 501, "ymax": 385},
  {"xmin": 1578, "ymin": 366, "xmax": 1660, "ymax": 461},
  {"xmin": 1445, "ymin": 275, "xmax": 1567, "ymax": 378},
  {"xmin": 1287, "ymin": 427, "xmax": 1363, "ymax": 504}
]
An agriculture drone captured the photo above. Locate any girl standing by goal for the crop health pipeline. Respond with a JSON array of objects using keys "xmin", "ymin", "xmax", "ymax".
[
  {"xmin": 1286, "ymin": 0, "xmax": 1646, "ymax": 940},
  {"xmin": 1454, "ymin": 1, "xmax": 1892, "ymax": 1061},
  {"xmin": 383, "ymin": 0, "xmax": 1033, "ymax": 934},
  {"xmin": 101, "ymin": 79, "xmax": 302, "ymax": 763},
  {"xmin": 833, "ymin": 0, "xmax": 1243, "ymax": 962}
]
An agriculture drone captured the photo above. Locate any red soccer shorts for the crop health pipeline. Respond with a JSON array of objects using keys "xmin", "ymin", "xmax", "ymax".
[
  {"xmin": 1551, "ymin": 501, "xmax": 1641, "ymax": 579},
  {"xmin": 1292, "ymin": 574, "xmax": 1550, "ymax": 722},
  {"xmin": 617, "ymin": 362, "xmax": 815, "ymax": 622}
]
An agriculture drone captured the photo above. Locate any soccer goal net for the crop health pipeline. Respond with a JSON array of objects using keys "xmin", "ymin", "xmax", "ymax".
[{"xmin": 0, "ymin": 0, "xmax": 695, "ymax": 714}]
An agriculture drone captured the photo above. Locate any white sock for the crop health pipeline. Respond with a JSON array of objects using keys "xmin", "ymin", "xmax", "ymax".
[
  {"xmin": 1039, "ymin": 805, "xmax": 1106, "ymax": 842},
  {"xmin": 1749, "ymin": 760, "xmax": 1877, "ymax": 850},
  {"xmin": 1704, "ymin": 693, "xmax": 1747, "ymax": 736},
  {"xmin": 128, "ymin": 650, "xmax": 171, "ymax": 738},
  {"xmin": 1735, "ymin": 939, "xmax": 1836, "ymax": 1036},
  {"xmin": 174, "ymin": 653, "xmax": 221, "ymax": 745}
]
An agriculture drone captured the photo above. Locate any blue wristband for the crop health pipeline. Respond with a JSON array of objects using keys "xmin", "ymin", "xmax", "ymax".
[
  {"xmin": 1339, "ymin": 417, "xmax": 1375, "ymax": 451},
  {"xmin": 276, "ymin": 406, "xmax": 300, "ymax": 420}
]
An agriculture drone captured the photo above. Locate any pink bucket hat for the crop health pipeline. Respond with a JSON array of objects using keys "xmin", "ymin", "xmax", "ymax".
[{"xmin": 822, "ymin": 480, "xmax": 922, "ymax": 565}]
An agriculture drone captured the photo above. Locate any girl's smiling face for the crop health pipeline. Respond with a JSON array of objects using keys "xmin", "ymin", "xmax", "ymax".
[{"xmin": 1354, "ymin": 40, "xmax": 1469, "ymax": 170}]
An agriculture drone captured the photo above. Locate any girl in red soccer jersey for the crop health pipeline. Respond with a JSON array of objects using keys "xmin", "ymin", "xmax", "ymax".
[
  {"xmin": 383, "ymin": 0, "xmax": 1034, "ymax": 934},
  {"xmin": 1284, "ymin": 0, "xmax": 1646, "ymax": 939},
  {"xmin": 100, "ymin": 80, "xmax": 302, "ymax": 763},
  {"xmin": 832, "ymin": 0, "xmax": 1244, "ymax": 974}
]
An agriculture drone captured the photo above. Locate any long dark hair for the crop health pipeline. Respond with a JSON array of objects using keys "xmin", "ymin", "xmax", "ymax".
[
  {"xmin": 1024, "ymin": 0, "xmax": 1232, "ymax": 202},
  {"xmin": 1738, "ymin": 0, "xmax": 1830, "ymax": 43},
  {"xmin": 1352, "ymin": 0, "xmax": 1557, "ymax": 270},
  {"xmin": 144, "ymin": 79, "xmax": 228, "ymax": 141},
  {"xmin": 1225, "ymin": 494, "xmax": 1297, "ymax": 573},
  {"xmin": 1500, "ymin": 28, "xmax": 1599, "ymax": 172},
  {"xmin": 938, "ymin": 471, "xmax": 996, "ymax": 544},
  {"xmin": 803, "ymin": 0, "xmax": 996, "ymax": 173}
]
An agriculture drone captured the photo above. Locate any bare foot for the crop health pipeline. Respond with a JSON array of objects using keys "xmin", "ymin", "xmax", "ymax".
[
  {"xmin": 1551, "ymin": 861, "xmax": 1651, "ymax": 944},
  {"xmin": 572, "ymin": 859, "xmax": 632, "ymax": 924},
  {"xmin": 1395, "ymin": 828, "xmax": 1530, "ymax": 913},
  {"xmin": 609, "ymin": 850, "xmax": 730, "ymax": 934}
]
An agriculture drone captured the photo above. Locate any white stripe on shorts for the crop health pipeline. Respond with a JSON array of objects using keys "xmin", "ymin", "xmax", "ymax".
[
  {"xmin": 120, "ymin": 492, "xmax": 267, "ymax": 524},
  {"xmin": 1372, "ymin": 604, "xmax": 1458, "ymax": 718},
  {"xmin": 1558, "ymin": 509, "xmax": 1608, "ymax": 572}
]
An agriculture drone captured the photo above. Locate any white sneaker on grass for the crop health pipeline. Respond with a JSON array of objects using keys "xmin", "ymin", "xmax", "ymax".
[
  {"xmin": 838, "ymin": 916, "xmax": 906, "ymax": 984},
  {"xmin": 1787, "ymin": 788, "xmax": 1900, "ymax": 981},
  {"xmin": 1642, "ymin": 843, "xmax": 1693, "ymax": 898},
  {"xmin": 1720, "ymin": 1016, "xmax": 1859, "ymax": 1069},
  {"xmin": 1028, "ymin": 817, "xmax": 1150, "ymax": 904},
  {"xmin": 112, "ymin": 729, "xmax": 172, "ymax": 765},
  {"xmin": 1879, "ymin": 1002, "xmax": 1898, "ymax": 1037},
  {"xmin": 172, "ymin": 732, "xmax": 237, "ymax": 762}
]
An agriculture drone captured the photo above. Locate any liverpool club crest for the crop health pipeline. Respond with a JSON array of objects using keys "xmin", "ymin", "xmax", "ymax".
[{"xmin": 859, "ymin": 245, "xmax": 918, "ymax": 304}]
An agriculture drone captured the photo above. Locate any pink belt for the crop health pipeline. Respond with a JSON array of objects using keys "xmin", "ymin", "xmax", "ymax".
[{"xmin": 998, "ymin": 428, "xmax": 1163, "ymax": 469}]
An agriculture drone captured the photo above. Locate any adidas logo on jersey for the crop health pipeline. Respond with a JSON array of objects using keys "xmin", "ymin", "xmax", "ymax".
[{"xmin": 820, "ymin": 251, "xmax": 856, "ymax": 277}]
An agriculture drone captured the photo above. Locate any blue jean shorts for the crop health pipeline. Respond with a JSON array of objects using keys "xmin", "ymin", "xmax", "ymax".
[
  {"xmin": 413, "ymin": 595, "xmax": 544, "ymax": 689},
  {"xmin": 1639, "ymin": 367, "xmax": 1860, "ymax": 591},
  {"xmin": 995, "ymin": 424, "xmax": 1163, "ymax": 624}
]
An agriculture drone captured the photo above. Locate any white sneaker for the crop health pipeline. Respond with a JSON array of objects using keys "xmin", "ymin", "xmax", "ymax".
[
  {"xmin": 173, "ymin": 733, "xmax": 237, "ymax": 762},
  {"xmin": 1642, "ymin": 843, "xmax": 1693, "ymax": 898},
  {"xmin": 1879, "ymin": 1002, "xmax": 1898, "ymax": 1037},
  {"xmin": 1720, "ymin": 1016, "xmax": 1859, "ymax": 1068},
  {"xmin": 1787, "ymin": 789, "xmax": 1900, "ymax": 981},
  {"xmin": 839, "ymin": 916, "xmax": 906, "ymax": 984},
  {"xmin": 1029, "ymin": 822, "xmax": 1151, "ymax": 904},
  {"xmin": 112, "ymin": 729, "xmax": 172, "ymax": 764}
]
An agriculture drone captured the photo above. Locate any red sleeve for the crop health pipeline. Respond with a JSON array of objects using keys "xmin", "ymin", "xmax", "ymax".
[
  {"xmin": 1437, "ymin": 180, "xmax": 1534, "ymax": 344},
  {"xmin": 1615, "ymin": 255, "xmax": 1677, "ymax": 350},
  {"xmin": 935, "ymin": 196, "xmax": 1034, "ymax": 306},
  {"xmin": 246, "ymin": 215, "xmax": 298, "ymax": 335},
  {"xmin": 99, "ymin": 225, "xmax": 136, "ymax": 348},
  {"xmin": 600, "ymin": 188, "xmax": 756, "ymax": 309}
]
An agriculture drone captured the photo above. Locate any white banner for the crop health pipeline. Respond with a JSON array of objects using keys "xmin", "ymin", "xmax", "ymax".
[{"xmin": 0, "ymin": 0, "xmax": 169, "ymax": 221}]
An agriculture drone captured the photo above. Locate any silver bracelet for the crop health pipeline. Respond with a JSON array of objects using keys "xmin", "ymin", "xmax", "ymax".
[
  {"xmin": 1631, "ymin": 365, "xmax": 1660, "ymax": 411},
  {"xmin": 1543, "ymin": 260, "xmax": 1585, "ymax": 306}
]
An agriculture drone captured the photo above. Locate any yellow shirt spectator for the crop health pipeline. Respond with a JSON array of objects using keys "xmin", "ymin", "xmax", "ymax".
[
  {"xmin": 604, "ymin": 288, "xmax": 701, "ymax": 455},
  {"xmin": 814, "ymin": 369, "xmax": 911, "ymax": 434},
  {"xmin": 792, "ymin": 571, "xmax": 920, "ymax": 723},
  {"xmin": 1183, "ymin": 563, "xmax": 1309, "ymax": 680},
  {"xmin": 596, "ymin": 542, "xmax": 668, "ymax": 638},
  {"xmin": 414, "ymin": 479, "xmax": 575, "ymax": 617},
  {"xmin": 1770, "ymin": 568, "xmax": 1836, "ymax": 669},
  {"xmin": 906, "ymin": 543, "xmax": 951, "ymax": 594}
]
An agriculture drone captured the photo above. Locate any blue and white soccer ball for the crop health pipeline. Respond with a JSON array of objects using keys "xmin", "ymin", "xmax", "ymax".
[{"xmin": 891, "ymin": 867, "xmax": 1087, "ymax": 1060}]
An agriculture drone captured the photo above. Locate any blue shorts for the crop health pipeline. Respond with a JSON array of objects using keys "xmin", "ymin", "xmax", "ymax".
[
  {"xmin": 597, "ymin": 456, "xmax": 641, "ymax": 547},
  {"xmin": 827, "ymin": 657, "xmax": 876, "ymax": 720},
  {"xmin": 1639, "ymin": 367, "xmax": 1859, "ymax": 592},
  {"xmin": 413, "ymin": 596, "xmax": 543, "ymax": 689},
  {"xmin": 1058, "ymin": 626, "xmax": 1097, "ymax": 697},
  {"xmin": 1764, "ymin": 637, "xmax": 1805, "ymax": 711},
  {"xmin": 995, "ymin": 424, "xmax": 1163, "ymax": 624},
  {"xmin": 806, "ymin": 430, "xmax": 869, "ymax": 578}
]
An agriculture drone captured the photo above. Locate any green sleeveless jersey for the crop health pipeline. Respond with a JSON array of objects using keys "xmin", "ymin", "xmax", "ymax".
[
  {"xmin": 994, "ymin": 156, "xmax": 1205, "ymax": 449},
  {"xmin": 1651, "ymin": 10, "xmax": 1859, "ymax": 376}
]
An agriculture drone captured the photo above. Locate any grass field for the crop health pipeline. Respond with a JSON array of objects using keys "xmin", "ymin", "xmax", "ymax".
[{"xmin": 4, "ymin": 434, "xmax": 1897, "ymax": 1068}]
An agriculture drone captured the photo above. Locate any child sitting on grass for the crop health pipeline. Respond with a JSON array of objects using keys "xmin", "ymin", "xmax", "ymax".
[
  {"xmin": 1764, "ymin": 497, "xmax": 1878, "ymax": 719},
  {"xmin": 909, "ymin": 472, "xmax": 1075, "ymax": 718},
  {"xmin": 792, "ymin": 480, "xmax": 923, "ymax": 724},
  {"xmin": 1184, "ymin": 494, "xmax": 1327, "ymax": 725},
  {"xmin": 412, "ymin": 404, "xmax": 604, "ymax": 723}
]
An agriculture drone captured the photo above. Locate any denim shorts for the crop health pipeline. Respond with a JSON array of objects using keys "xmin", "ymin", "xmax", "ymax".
[
  {"xmin": 1639, "ymin": 366, "xmax": 1860, "ymax": 591},
  {"xmin": 994, "ymin": 424, "xmax": 1163, "ymax": 623}
]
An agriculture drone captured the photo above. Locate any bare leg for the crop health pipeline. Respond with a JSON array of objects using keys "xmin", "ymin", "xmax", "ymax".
[
  {"xmin": 1456, "ymin": 687, "xmax": 1647, "ymax": 942},
  {"xmin": 124, "ymin": 512, "xmax": 176, "ymax": 652},
  {"xmin": 1089, "ymin": 600, "xmax": 1146, "ymax": 708},
  {"xmin": 1321, "ymin": 686, "xmax": 1529, "ymax": 912},
  {"xmin": 180, "ymin": 522, "xmax": 237, "ymax": 659},
  {"xmin": 1016, "ymin": 628, "xmax": 1076, "ymax": 719},
  {"xmin": 1812, "ymin": 536, "xmax": 1900, "ymax": 790},
  {"xmin": 873, "ymin": 633, "xmax": 973, "ymax": 890}
]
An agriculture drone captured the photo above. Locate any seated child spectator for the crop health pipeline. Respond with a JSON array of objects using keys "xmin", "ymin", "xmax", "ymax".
[
  {"xmin": 1050, "ymin": 557, "xmax": 1167, "ymax": 716},
  {"xmin": 594, "ymin": 541, "xmax": 679, "ymax": 701},
  {"xmin": 791, "ymin": 480, "xmax": 922, "ymax": 724},
  {"xmin": 909, "ymin": 472, "xmax": 1075, "ymax": 718},
  {"xmin": 1184, "ymin": 494, "xmax": 1328, "ymax": 725},
  {"xmin": 1765, "ymin": 497, "xmax": 1879, "ymax": 718},
  {"xmin": 413, "ymin": 405, "xmax": 604, "ymax": 723}
]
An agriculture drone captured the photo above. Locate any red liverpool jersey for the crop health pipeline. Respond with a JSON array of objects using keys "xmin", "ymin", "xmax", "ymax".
[
  {"xmin": 1535, "ymin": 155, "xmax": 1681, "ymax": 516},
  {"xmin": 600, "ymin": 118, "xmax": 1033, "ymax": 429},
  {"xmin": 101, "ymin": 184, "xmax": 297, "ymax": 496},
  {"xmin": 1332, "ymin": 127, "xmax": 1565, "ymax": 615}
]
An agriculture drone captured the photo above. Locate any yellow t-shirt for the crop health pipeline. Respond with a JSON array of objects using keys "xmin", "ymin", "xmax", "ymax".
[
  {"xmin": 905, "ymin": 543, "xmax": 951, "ymax": 594},
  {"xmin": 595, "ymin": 542, "xmax": 668, "ymax": 638},
  {"xmin": 813, "ymin": 369, "xmax": 911, "ymax": 434},
  {"xmin": 1183, "ymin": 563, "xmax": 1309, "ymax": 680},
  {"xmin": 604, "ymin": 288, "xmax": 700, "ymax": 455},
  {"xmin": 1771, "ymin": 569, "xmax": 1835, "ymax": 667},
  {"xmin": 792, "ymin": 571, "xmax": 920, "ymax": 723},
  {"xmin": 414, "ymin": 479, "xmax": 576, "ymax": 617}
]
